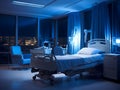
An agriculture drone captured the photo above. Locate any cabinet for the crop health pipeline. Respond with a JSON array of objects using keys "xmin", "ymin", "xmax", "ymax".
[{"xmin": 104, "ymin": 54, "xmax": 120, "ymax": 80}]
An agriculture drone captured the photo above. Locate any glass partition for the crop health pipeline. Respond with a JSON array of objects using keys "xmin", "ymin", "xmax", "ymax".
[{"xmin": 18, "ymin": 16, "xmax": 38, "ymax": 53}]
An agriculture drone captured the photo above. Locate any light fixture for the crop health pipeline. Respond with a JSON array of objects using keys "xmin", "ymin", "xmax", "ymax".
[
  {"xmin": 116, "ymin": 39, "xmax": 120, "ymax": 44},
  {"xmin": 12, "ymin": 1, "xmax": 45, "ymax": 8},
  {"xmin": 116, "ymin": 38, "xmax": 120, "ymax": 46}
]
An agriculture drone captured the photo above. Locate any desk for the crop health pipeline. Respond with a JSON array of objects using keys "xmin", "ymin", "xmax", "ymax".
[{"xmin": 103, "ymin": 53, "xmax": 120, "ymax": 80}]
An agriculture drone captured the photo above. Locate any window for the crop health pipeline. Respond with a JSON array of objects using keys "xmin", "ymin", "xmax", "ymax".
[
  {"xmin": 18, "ymin": 16, "xmax": 38, "ymax": 53},
  {"xmin": 0, "ymin": 14, "xmax": 16, "ymax": 64},
  {"xmin": 0, "ymin": 14, "xmax": 16, "ymax": 51},
  {"xmin": 57, "ymin": 16, "xmax": 68, "ymax": 48}
]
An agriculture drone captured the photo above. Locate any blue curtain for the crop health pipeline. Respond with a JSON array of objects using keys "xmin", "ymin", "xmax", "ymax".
[
  {"xmin": 111, "ymin": 1, "xmax": 120, "ymax": 53},
  {"xmin": 91, "ymin": 2, "xmax": 111, "ymax": 40},
  {"xmin": 68, "ymin": 12, "xmax": 84, "ymax": 54}
]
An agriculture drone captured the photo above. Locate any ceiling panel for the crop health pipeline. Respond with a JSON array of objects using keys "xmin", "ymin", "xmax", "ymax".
[{"xmin": 0, "ymin": 0, "xmax": 112, "ymax": 19}]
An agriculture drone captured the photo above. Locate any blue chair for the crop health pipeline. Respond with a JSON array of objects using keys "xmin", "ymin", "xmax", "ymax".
[{"xmin": 10, "ymin": 46, "xmax": 31, "ymax": 64}]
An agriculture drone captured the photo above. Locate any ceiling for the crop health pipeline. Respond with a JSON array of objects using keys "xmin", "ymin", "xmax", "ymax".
[{"xmin": 0, "ymin": 0, "xmax": 112, "ymax": 19}]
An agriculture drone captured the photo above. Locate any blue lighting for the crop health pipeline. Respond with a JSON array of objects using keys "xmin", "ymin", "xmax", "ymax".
[
  {"xmin": 116, "ymin": 38, "xmax": 120, "ymax": 44},
  {"xmin": 12, "ymin": 1, "xmax": 45, "ymax": 8},
  {"xmin": 72, "ymin": 30, "xmax": 80, "ymax": 47},
  {"xmin": 113, "ymin": 38, "xmax": 120, "ymax": 47},
  {"xmin": 69, "ymin": 28, "xmax": 80, "ymax": 54}
]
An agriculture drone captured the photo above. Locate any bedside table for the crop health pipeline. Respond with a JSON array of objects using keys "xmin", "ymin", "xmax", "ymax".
[{"xmin": 103, "ymin": 53, "xmax": 120, "ymax": 80}]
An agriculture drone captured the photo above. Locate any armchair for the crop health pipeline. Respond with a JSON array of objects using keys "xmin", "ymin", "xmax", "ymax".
[{"xmin": 10, "ymin": 46, "xmax": 31, "ymax": 64}]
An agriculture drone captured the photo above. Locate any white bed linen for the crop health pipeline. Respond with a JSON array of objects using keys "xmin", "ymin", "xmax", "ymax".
[{"xmin": 56, "ymin": 54, "xmax": 104, "ymax": 72}]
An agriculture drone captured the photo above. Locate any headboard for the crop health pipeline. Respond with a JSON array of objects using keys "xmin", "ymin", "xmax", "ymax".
[{"xmin": 88, "ymin": 39, "xmax": 110, "ymax": 53}]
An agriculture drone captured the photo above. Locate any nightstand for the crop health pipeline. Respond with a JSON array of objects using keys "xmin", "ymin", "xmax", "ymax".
[{"xmin": 103, "ymin": 53, "xmax": 120, "ymax": 80}]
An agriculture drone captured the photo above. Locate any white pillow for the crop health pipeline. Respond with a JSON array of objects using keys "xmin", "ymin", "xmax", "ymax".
[{"xmin": 77, "ymin": 47, "xmax": 104, "ymax": 55}]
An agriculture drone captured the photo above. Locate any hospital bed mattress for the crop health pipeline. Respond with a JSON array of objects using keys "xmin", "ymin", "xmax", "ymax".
[{"xmin": 30, "ymin": 54, "xmax": 104, "ymax": 72}]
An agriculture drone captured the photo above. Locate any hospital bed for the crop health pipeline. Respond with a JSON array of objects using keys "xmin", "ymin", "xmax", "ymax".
[{"xmin": 30, "ymin": 39, "xmax": 110, "ymax": 84}]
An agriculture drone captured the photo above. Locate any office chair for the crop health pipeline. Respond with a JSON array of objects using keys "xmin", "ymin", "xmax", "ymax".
[{"xmin": 10, "ymin": 46, "xmax": 31, "ymax": 64}]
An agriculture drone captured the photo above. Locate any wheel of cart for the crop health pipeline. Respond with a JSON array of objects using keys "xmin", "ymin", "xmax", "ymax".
[
  {"xmin": 32, "ymin": 70, "xmax": 56, "ymax": 85},
  {"xmin": 32, "ymin": 75, "xmax": 36, "ymax": 80}
]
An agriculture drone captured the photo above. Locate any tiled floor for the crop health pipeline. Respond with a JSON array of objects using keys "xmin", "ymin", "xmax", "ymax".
[{"xmin": 0, "ymin": 65, "xmax": 120, "ymax": 90}]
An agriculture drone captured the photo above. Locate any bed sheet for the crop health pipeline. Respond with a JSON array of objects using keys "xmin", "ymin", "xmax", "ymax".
[{"xmin": 56, "ymin": 54, "xmax": 104, "ymax": 72}]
